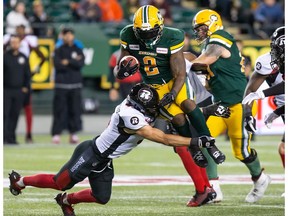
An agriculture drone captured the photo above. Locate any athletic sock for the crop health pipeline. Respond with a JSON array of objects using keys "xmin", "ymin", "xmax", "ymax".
[
  {"xmin": 23, "ymin": 174, "xmax": 59, "ymax": 190},
  {"xmin": 175, "ymin": 147, "xmax": 209, "ymax": 193},
  {"xmin": 24, "ymin": 104, "xmax": 33, "ymax": 135},
  {"xmin": 201, "ymin": 148, "xmax": 218, "ymax": 179},
  {"xmin": 245, "ymin": 156, "xmax": 262, "ymax": 178},
  {"xmin": 186, "ymin": 106, "xmax": 210, "ymax": 136},
  {"xmin": 174, "ymin": 121, "xmax": 210, "ymax": 192},
  {"xmin": 68, "ymin": 189, "xmax": 97, "ymax": 204}
]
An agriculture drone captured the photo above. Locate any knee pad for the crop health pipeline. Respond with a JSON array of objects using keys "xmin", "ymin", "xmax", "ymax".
[{"xmin": 240, "ymin": 148, "xmax": 257, "ymax": 164}]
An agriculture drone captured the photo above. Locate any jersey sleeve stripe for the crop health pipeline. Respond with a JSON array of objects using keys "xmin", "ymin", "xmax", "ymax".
[
  {"xmin": 210, "ymin": 35, "xmax": 232, "ymax": 48},
  {"xmin": 171, "ymin": 46, "xmax": 183, "ymax": 54},
  {"xmin": 120, "ymin": 40, "xmax": 127, "ymax": 49},
  {"xmin": 170, "ymin": 41, "xmax": 184, "ymax": 53}
]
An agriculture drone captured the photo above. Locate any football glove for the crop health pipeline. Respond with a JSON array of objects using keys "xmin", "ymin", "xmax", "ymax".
[
  {"xmin": 242, "ymin": 91, "xmax": 265, "ymax": 105},
  {"xmin": 264, "ymin": 111, "xmax": 280, "ymax": 129},
  {"xmin": 190, "ymin": 136, "xmax": 215, "ymax": 148},
  {"xmin": 202, "ymin": 101, "xmax": 231, "ymax": 119},
  {"xmin": 244, "ymin": 116, "xmax": 257, "ymax": 133},
  {"xmin": 158, "ymin": 90, "xmax": 176, "ymax": 108},
  {"xmin": 116, "ymin": 59, "xmax": 139, "ymax": 80}
]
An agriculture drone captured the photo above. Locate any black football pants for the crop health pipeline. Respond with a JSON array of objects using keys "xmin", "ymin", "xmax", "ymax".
[{"xmin": 51, "ymin": 88, "xmax": 82, "ymax": 135}]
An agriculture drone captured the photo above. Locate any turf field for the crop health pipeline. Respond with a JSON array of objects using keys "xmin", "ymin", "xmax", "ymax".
[{"xmin": 3, "ymin": 134, "xmax": 285, "ymax": 216}]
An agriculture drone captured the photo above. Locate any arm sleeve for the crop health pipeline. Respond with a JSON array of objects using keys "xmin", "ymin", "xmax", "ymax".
[
  {"xmin": 263, "ymin": 81, "xmax": 285, "ymax": 97},
  {"xmin": 120, "ymin": 110, "xmax": 148, "ymax": 131}
]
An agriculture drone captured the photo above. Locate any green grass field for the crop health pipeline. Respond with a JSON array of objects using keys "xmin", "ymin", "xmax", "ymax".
[{"xmin": 3, "ymin": 135, "xmax": 285, "ymax": 216}]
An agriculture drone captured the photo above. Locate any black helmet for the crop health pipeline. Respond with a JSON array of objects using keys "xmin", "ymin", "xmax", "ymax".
[
  {"xmin": 127, "ymin": 83, "xmax": 159, "ymax": 118},
  {"xmin": 270, "ymin": 26, "xmax": 285, "ymax": 73}
]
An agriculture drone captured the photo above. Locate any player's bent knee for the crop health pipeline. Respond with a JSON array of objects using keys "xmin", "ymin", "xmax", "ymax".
[
  {"xmin": 240, "ymin": 148, "xmax": 257, "ymax": 164},
  {"xmin": 171, "ymin": 114, "xmax": 186, "ymax": 126},
  {"xmin": 54, "ymin": 170, "xmax": 74, "ymax": 191},
  {"xmin": 92, "ymin": 192, "xmax": 111, "ymax": 205}
]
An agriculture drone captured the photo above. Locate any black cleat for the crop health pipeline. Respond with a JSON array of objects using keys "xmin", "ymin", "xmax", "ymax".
[
  {"xmin": 55, "ymin": 192, "xmax": 75, "ymax": 216},
  {"xmin": 190, "ymin": 149, "xmax": 208, "ymax": 168},
  {"xmin": 8, "ymin": 170, "xmax": 24, "ymax": 196},
  {"xmin": 207, "ymin": 145, "xmax": 226, "ymax": 164}
]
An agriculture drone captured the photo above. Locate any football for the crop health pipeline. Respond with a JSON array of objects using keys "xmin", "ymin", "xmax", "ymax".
[{"xmin": 119, "ymin": 55, "xmax": 139, "ymax": 70}]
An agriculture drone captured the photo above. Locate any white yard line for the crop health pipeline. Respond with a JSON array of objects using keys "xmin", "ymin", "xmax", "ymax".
[{"xmin": 3, "ymin": 174, "xmax": 284, "ymax": 187}]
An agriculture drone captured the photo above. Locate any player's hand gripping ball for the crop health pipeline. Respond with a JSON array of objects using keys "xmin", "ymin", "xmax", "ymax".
[{"xmin": 116, "ymin": 55, "xmax": 140, "ymax": 79}]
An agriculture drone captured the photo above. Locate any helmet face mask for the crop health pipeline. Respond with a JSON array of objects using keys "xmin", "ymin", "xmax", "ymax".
[
  {"xmin": 193, "ymin": 25, "xmax": 209, "ymax": 44},
  {"xmin": 192, "ymin": 9, "xmax": 223, "ymax": 44},
  {"xmin": 270, "ymin": 26, "xmax": 285, "ymax": 73},
  {"xmin": 127, "ymin": 83, "xmax": 159, "ymax": 119},
  {"xmin": 133, "ymin": 5, "xmax": 164, "ymax": 48}
]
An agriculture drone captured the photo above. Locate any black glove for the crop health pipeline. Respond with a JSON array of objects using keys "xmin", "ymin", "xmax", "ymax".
[
  {"xmin": 116, "ymin": 59, "xmax": 139, "ymax": 80},
  {"xmin": 202, "ymin": 101, "xmax": 231, "ymax": 119},
  {"xmin": 244, "ymin": 115, "xmax": 256, "ymax": 133},
  {"xmin": 158, "ymin": 90, "xmax": 176, "ymax": 108},
  {"xmin": 190, "ymin": 135, "xmax": 215, "ymax": 148}
]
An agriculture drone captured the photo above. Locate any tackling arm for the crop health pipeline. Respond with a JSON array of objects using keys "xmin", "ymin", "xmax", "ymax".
[
  {"xmin": 136, "ymin": 125, "xmax": 215, "ymax": 148},
  {"xmin": 192, "ymin": 44, "xmax": 226, "ymax": 65},
  {"xmin": 136, "ymin": 125, "xmax": 191, "ymax": 147}
]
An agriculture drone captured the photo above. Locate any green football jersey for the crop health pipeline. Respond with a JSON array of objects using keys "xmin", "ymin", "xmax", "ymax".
[
  {"xmin": 120, "ymin": 24, "xmax": 184, "ymax": 85},
  {"xmin": 205, "ymin": 29, "xmax": 247, "ymax": 106}
]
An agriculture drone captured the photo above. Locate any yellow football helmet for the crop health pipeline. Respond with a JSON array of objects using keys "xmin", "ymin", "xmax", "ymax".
[
  {"xmin": 192, "ymin": 9, "xmax": 223, "ymax": 43},
  {"xmin": 133, "ymin": 5, "xmax": 164, "ymax": 48}
]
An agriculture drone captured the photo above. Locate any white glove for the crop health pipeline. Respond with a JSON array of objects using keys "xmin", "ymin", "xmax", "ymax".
[
  {"xmin": 264, "ymin": 112, "xmax": 280, "ymax": 129},
  {"xmin": 242, "ymin": 91, "xmax": 265, "ymax": 105}
]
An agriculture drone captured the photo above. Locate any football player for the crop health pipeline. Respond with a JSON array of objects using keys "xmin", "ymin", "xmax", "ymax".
[
  {"xmin": 242, "ymin": 27, "xmax": 285, "ymax": 180},
  {"xmin": 8, "ymin": 83, "xmax": 217, "ymax": 216},
  {"xmin": 114, "ymin": 5, "xmax": 225, "ymax": 207},
  {"xmin": 189, "ymin": 9, "xmax": 271, "ymax": 203}
]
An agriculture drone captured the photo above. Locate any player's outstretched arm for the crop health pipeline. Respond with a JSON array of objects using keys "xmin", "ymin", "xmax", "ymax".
[{"xmin": 136, "ymin": 125, "xmax": 215, "ymax": 148}]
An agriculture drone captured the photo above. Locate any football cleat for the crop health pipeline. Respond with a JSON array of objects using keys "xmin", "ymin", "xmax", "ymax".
[
  {"xmin": 209, "ymin": 179, "xmax": 223, "ymax": 203},
  {"xmin": 206, "ymin": 145, "xmax": 226, "ymax": 164},
  {"xmin": 55, "ymin": 192, "xmax": 75, "ymax": 216},
  {"xmin": 245, "ymin": 172, "xmax": 271, "ymax": 203},
  {"xmin": 190, "ymin": 149, "xmax": 208, "ymax": 168},
  {"xmin": 9, "ymin": 170, "xmax": 25, "ymax": 196},
  {"xmin": 187, "ymin": 187, "xmax": 216, "ymax": 207}
]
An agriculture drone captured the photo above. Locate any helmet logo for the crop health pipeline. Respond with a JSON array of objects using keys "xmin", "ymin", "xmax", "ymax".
[
  {"xmin": 210, "ymin": 14, "xmax": 218, "ymax": 22},
  {"xmin": 157, "ymin": 12, "xmax": 163, "ymax": 22},
  {"xmin": 138, "ymin": 89, "xmax": 153, "ymax": 103},
  {"xmin": 277, "ymin": 36, "xmax": 285, "ymax": 46}
]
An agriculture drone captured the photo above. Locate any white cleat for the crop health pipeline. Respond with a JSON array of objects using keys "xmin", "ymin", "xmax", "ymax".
[
  {"xmin": 209, "ymin": 179, "xmax": 223, "ymax": 203},
  {"xmin": 245, "ymin": 172, "xmax": 271, "ymax": 203}
]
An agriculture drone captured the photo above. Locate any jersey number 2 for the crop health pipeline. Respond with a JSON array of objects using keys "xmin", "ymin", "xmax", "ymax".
[{"xmin": 143, "ymin": 56, "xmax": 160, "ymax": 76}]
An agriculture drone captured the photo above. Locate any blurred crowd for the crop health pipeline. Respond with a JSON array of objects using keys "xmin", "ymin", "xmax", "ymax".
[
  {"xmin": 2, "ymin": 0, "xmax": 284, "ymax": 144},
  {"xmin": 4, "ymin": 0, "xmax": 285, "ymax": 39}
]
